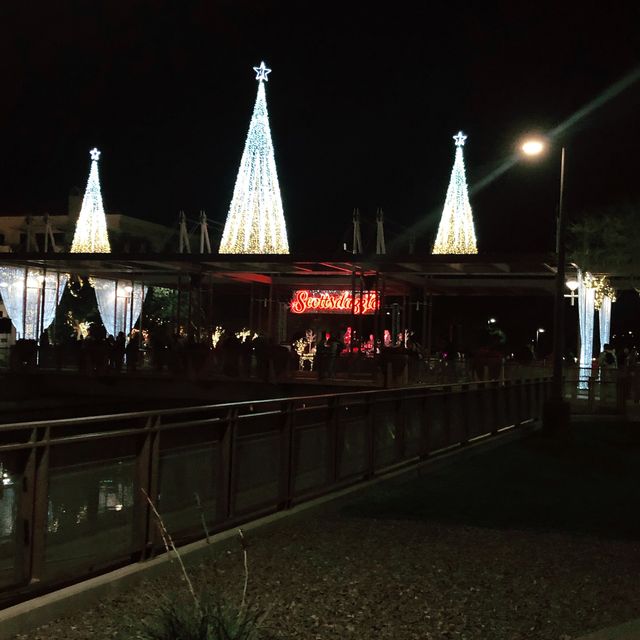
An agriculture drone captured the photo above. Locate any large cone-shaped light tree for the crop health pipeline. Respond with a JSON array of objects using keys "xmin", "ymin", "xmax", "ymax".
[
  {"xmin": 219, "ymin": 61, "xmax": 290, "ymax": 254},
  {"xmin": 69, "ymin": 148, "xmax": 146, "ymax": 337},
  {"xmin": 70, "ymin": 148, "xmax": 111, "ymax": 253},
  {"xmin": 432, "ymin": 131, "xmax": 478, "ymax": 255}
]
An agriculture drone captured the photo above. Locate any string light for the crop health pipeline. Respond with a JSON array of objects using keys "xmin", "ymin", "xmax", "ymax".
[
  {"xmin": 293, "ymin": 329, "xmax": 316, "ymax": 371},
  {"xmin": 90, "ymin": 277, "xmax": 146, "ymax": 337},
  {"xmin": 432, "ymin": 131, "xmax": 478, "ymax": 255},
  {"xmin": 583, "ymin": 273, "xmax": 616, "ymax": 310},
  {"xmin": 577, "ymin": 270, "xmax": 595, "ymax": 390},
  {"xmin": 70, "ymin": 148, "xmax": 111, "ymax": 253},
  {"xmin": 0, "ymin": 267, "xmax": 67, "ymax": 339},
  {"xmin": 253, "ymin": 61, "xmax": 271, "ymax": 82},
  {"xmin": 235, "ymin": 328, "xmax": 252, "ymax": 343},
  {"xmin": 219, "ymin": 62, "xmax": 290, "ymax": 254},
  {"xmin": 212, "ymin": 326, "xmax": 225, "ymax": 348}
]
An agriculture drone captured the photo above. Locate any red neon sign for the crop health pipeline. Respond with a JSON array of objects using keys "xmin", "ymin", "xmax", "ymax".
[{"xmin": 290, "ymin": 290, "xmax": 380, "ymax": 315}]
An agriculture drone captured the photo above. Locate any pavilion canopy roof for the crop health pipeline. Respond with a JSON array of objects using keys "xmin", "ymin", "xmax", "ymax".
[{"xmin": 0, "ymin": 251, "xmax": 595, "ymax": 297}]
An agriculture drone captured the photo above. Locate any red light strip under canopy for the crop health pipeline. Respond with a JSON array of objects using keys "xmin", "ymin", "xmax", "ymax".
[{"xmin": 290, "ymin": 290, "xmax": 380, "ymax": 315}]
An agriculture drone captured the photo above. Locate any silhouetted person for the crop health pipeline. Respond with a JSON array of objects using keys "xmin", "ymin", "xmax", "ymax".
[
  {"xmin": 114, "ymin": 332, "xmax": 126, "ymax": 372},
  {"xmin": 39, "ymin": 330, "xmax": 50, "ymax": 367},
  {"xmin": 221, "ymin": 333, "xmax": 241, "ymax": 377},
  {"xmin": 253, "ymin": 334, "xmax": 271, "ymax": 382},
  {"xmin": 326, "ymin": 334, "xmax": 340, "ymax": 378},
  {"xmin": 125, "ymin": 332, "xmax": 140, "ymax": 373}
]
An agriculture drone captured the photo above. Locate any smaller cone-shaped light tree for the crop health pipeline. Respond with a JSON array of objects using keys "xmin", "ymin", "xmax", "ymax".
[
  {"xmin": 71, "ymin": 148, "xmax": 111, "ymax": 253},
  {"xmin": 219, "ymin": 61, "xmax": 289, "ymax": 254},
  {"xmin": 432, "ymin": 131, "xmax": 478, "ymax": 255}
]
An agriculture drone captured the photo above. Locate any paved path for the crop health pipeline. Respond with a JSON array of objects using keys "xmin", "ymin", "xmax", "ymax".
[{"xmin": 6, "ymin": 418, "xmax": 640, "ymax": 640}]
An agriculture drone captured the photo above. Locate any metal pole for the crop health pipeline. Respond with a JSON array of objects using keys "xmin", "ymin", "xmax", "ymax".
[
  {"xmin": 39, "ymin": 267, "xmax": 47, "ymax": 343},
  {"xmin": 350, "ymin": 270, "xmax": 356, "ymax": 353},
  {"xmin": 427, "ymin": 293, "xmax": 433, "ymax": 358},
  {"xmin": 551, "ymin": 146, "xmax": 566, "ymax": 402},
  {"xmin": 267, "ymin": 277, "xmax": 274, "ymax": 339},
  {"xmin": 249, "ymin": 282, "xmax": 254, "ymax": 332},
  {"xmin": 421, "ymin": 281, "xmax": 427, "ymax": 348},
  {"xmin": 373, "ymin": 271, "xmax": 380, "ymax": 347},
  {"xmin": 129, "ymin": 280, "xmax": 135, "ymax": 337},
  {"xmin": 53, "ymin": 272, "xmax": 60, "ymax": 343},
  {"xmin": 380, "ymin": 274, "xmax": 386, "ymax": 345},
  {"xmin": 358, "ymin": 273, "xmax": 364, "ymax": 351},
  {"xmin": 138, "ymin": 284, "xmax": 144, "ymax": 347},
  {"xmin": 187, "ymin": 276, "xmax": 193, "ymax": 340},
  {"xmin": 22, "ymin": 267, "xmax": 27, "ymax": 339},
  {"xmin": 176, "ymin": 275, "xmax": 182, "ymax": 337},
  {"xmin": 208, "ymin": 273, "xmax": 214, "ymax": 336},
  {"xmin": 113, "ymin": 281, "xmax": 118, "ymax": 337}
]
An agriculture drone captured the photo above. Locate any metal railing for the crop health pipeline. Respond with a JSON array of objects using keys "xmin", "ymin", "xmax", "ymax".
[
  {"xmin": 562, "ymin": 366, "xmax": 628, "ymax": 413},
  {"xmin": 0, "ymin": 377, "xmax": 551, "ymax": 606}
]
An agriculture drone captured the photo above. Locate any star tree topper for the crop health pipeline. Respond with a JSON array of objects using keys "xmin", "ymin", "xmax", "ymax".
[
  {"xmin": 90, "ymin": 147, "xmax": 101, "ymax": 161},
  {"xmin": 453, "ymin": 131, "xmax": 467, "ymax": 147},
  {"xmin": 253, "ymin": 61, "xmax": 271, "ymax": 82}
]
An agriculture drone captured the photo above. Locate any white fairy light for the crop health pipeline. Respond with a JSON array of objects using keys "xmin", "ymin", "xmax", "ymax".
[
  {"xmin": 577, "ymin": 270, "xmax": 595, "ymax": 390},
  {"xmin": 212, "ymin": 326, "xmax": 225, "ymax": 348},
  {"xmin": 90, "ymin": 278, "xmax": 146, "ymax": 337},
  {"xmin": 0, "ymin": 267, "xmax": 68, "ymax": 339},
  {"xmin": 599, "ymin": 296, "xmax": 612, "ymax": 351},
  {"xmin": 219, "ymin": 62, "xmax": 290, "ymax": 254},
  {"xmin": 453, "ymin": 131, "xmax": 467, "ymax": 147},
  {"xmin": 70, "ymin": 148, "xmax": 111, "ymax": 253},
  {"xmin": 235, "ymin": 328, "xmax": 251, "ymax": 343},
  {"xmin": 432, "ymin": 131, "xmax": 478, "ymax": 255},
  {"xmin": 253, "ymin": 61, "xmax": 271, "ymax": 82},
  {"xmin": 583, "ymin": 273, "xmax": 615, "ymax": 354}
]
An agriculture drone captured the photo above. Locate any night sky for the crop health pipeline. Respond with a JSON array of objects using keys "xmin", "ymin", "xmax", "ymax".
[{"xmin": 1, "ymin": 2, "xmax": 639, "ymax": 256}]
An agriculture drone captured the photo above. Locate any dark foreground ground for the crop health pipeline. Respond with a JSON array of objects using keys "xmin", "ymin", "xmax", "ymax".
[{"xmin": 11, "ymin": 419, "xmax": 640, "ymax": 640}]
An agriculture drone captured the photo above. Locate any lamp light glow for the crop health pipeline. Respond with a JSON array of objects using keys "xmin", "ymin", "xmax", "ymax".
[
  {"xmin": 521, "ymin": 139, "xmax": 546, "ymax": 156},
  {"xmin": 566, "ymin": 279, "xmax": 579, "ymax": 291}
]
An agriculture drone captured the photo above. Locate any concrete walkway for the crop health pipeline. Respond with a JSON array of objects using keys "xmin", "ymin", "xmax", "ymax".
[{"xmin": 578, "ymin": 619, "xmax": 640, "ymax": 640}]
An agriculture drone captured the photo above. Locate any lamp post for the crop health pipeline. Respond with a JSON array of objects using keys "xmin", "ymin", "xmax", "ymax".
[
  {"xmin": 536, "ymin": 327, "xmax": 545, "ymax": 355},
  {"xmin": 521, "ymin": 138, "xmax": 570, "ymax": 432},
  {"xmin": 565, "ymin": 278, "xmax": 579, "ymax": 306}
]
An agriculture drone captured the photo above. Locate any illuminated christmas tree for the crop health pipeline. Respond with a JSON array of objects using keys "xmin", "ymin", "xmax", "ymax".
[
  {"xmin": 70, "ymin": 148, "xmax": 111, "ymax": 253},
  {"xmin": 219, "ymin": 62, "xmax": 290, "ymax": 254},
  {"xmin": 432, "ymin": 131, "xmax": 478, "ymax": 255}
]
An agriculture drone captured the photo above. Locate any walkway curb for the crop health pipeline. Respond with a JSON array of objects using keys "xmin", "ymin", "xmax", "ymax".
[
  {"xmin": 0, "ymin": 420, "xmax": 538, "ymax": 639},
  {"xmin": 576, "ymin": 619, "xmax": 640, "ymax": 640}
]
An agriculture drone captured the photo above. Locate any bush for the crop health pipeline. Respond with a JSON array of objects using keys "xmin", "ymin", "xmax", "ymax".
[
  {"xmin": 142, "ymin": 591, "xmax": 271, "ymax": 640},
  {"xmin": 138, "ymin": 493, "xmax": 276, "ymax": 640}
]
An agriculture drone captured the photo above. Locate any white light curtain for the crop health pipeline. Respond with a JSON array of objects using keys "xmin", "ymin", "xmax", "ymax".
[
  {"xmin": 91, "ymin": 278, "xmax": 146, "ymax": 338},
  {"xmin": 578, "ymin": 270, "xmax": 595, "ymax": 390},
  {"xmin": 598, "ymin": 296, "xmax": 612, "ymax": 353},
  {"xmin": 0, "ymin": 267, "xmax": 67, "ymax": 340}
]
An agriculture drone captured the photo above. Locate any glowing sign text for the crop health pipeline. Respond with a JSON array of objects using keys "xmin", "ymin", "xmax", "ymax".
[{"xmin": 290, "ymin": 290, "xmax": 379, "ymax": 315}]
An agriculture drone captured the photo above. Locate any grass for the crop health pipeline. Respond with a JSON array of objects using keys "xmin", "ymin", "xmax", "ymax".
[
  {"xmin": 140, "ymin": 490, "xmax": 273, "ymax": 640},
  {"xmin": 142, "ymin": 591, "xmax": 272, "ymax": 640}
]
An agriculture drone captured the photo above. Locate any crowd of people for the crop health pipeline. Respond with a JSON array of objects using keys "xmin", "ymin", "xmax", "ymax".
[
  {"xmin": 11, "ymin": 320, "xmax": 640, "ymax": 396},
  {"xmin": 12, "ymin": 324, "xmax": 296, "ymax": 381}
]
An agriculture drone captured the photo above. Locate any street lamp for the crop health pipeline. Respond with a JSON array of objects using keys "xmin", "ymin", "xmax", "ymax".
[
  {"xmin": 536, "ymin": 327, "xmax": 545, "ymax": 352},
  {"xmin": 520, "ymin": 136, "xmax": 569, "ymax": 432},
  {"xmin": 565, "ymin": 278, "xmax": 579, "ymax": 306}
]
